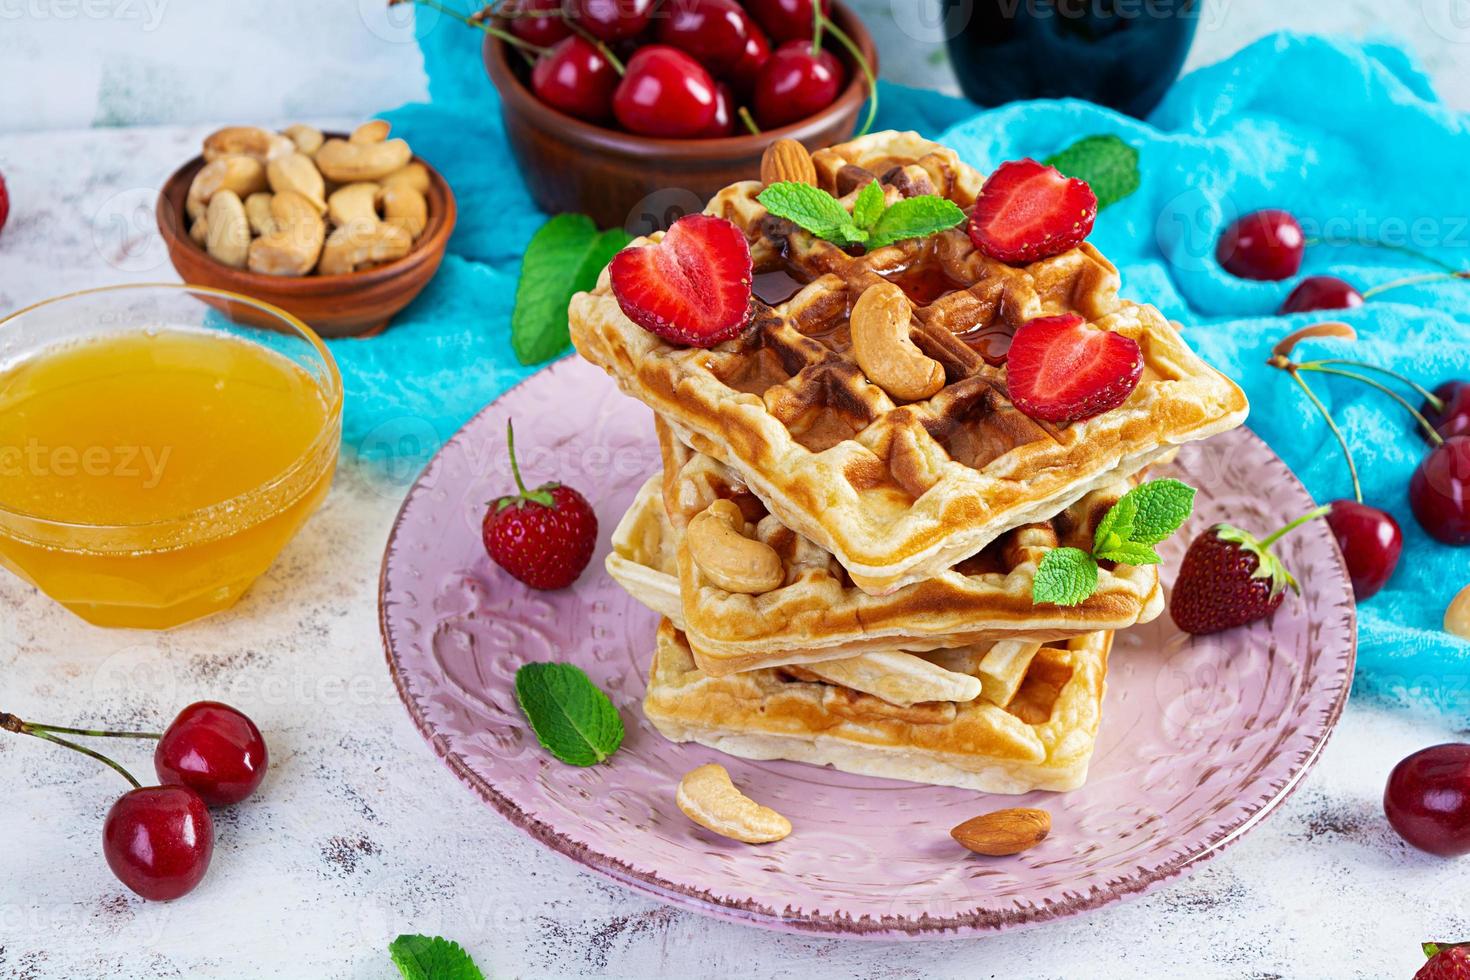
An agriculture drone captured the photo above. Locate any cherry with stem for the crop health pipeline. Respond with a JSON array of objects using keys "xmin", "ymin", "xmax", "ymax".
[
  {"xmin": 1267, "ymin": 324, "xmax": 1405, "ymax": 597},
  {"xmin": 1, "ymin": 710, "xmax": 215, "ymax": 901}
]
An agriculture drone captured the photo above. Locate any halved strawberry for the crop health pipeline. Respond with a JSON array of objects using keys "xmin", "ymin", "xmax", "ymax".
[
  {"xmin": 1005, "ymin": 314, "xmax": 1142, "ymax": 423},
  {"xmin": 609, "ymin": 213, "xmax": 754, "ymax": 348},
  {"xmin": 967, "ymin": 159, "xmax": 1098, "ymax": 265}
]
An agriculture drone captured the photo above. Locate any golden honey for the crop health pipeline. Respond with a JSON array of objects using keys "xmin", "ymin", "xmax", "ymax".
[{"xmin": 0, "ymin": 327, "xmax": 339, "ymax": 628}]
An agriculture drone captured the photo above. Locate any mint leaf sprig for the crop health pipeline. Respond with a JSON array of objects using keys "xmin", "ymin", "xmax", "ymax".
[
  {"xmin": 1042, "ymin": 134, "xmax": 1140, "ymax": 212},
  {"xmin": 512, "ymin": 214, "xmax": 632, "ymax": 366},
  {"xmin": 757, "ymin": 181, "xmax": 966, "ymax": 251},
  {"xmin": 390, "ymin": 934, "xmax": 485, "ymax": 980},
  {"xmin": 514, "ymin": 662, "xmax": 625, "ymax": 766},
  {"xmin": 1032, "ymin": 479, "xmax": 1196, "ymax": 606}
]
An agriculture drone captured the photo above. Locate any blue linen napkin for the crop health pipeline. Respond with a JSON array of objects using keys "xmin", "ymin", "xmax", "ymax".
[{"xmin": 359, "ymin": 20, "xmax": 1469, "ymax": 717}]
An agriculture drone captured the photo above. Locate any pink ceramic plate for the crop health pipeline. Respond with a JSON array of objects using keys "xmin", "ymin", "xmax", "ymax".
[{"xmin": 379, "ymin": 357, "xmax": 1356, "ymax": 939}]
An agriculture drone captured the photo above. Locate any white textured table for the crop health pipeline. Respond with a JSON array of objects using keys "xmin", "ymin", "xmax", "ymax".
[{"xmin": 4, "ymin": 7, "xmax": 1470, "ymax": 977}]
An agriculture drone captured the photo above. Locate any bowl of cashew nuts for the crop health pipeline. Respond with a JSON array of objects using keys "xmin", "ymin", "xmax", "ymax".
[{"xmin": 157, "ymin": 121, "xmax": 456, "ymax": 338}]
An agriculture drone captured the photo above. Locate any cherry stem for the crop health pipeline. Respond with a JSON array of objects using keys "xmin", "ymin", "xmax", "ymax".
[
  {"xmin": 1274, "ymin": 362, "xmax": 1363, "ymax": 504},
  {"xmin": 404, "ymin": 0, "xmax": 549, "ymax": 56},
  {"xmin": 818, "ymin": 13, "xmax": 877, "ymax": 138},
  {"xmin": 1301, "ymin": 236, "xmax": 1462, "ymax": 274},
  {"xmin": 1362, "ymin": 271, "xmax": 1470, "ymax": 301},
  {"xmin": 1, "ymin": 714, "xmax": 143, "ymax": 790},
  {"xmin": 1261, "ymin": 503, "xmax": 1334, "ymax": 549},
  {"xmin": 809, "ymin": 0, "xmax": 825, "ymax": 56},
  {"xmin": 1303, "ymin": 358, "xmax": 1444, "ymax": 412},
  {"xmin": 24, "ymin": 722, "xmax": 162, "ymax": 740},
  {"xmin": 737, "ymin": 106, "xmax": 761, "ymax": 136},
  {"xmin": 1298, "ymin": 363, "xmax": 1445, "ymax": 446}
]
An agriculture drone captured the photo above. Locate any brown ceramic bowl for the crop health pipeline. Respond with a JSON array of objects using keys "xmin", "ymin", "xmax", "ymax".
[
  {"xmin": 156, "ymin": 142, "xmax": 456, "ymax": 339},
  {"xmin": 483, "ymin": 2, "xmax": 878, "ymax": 231}
]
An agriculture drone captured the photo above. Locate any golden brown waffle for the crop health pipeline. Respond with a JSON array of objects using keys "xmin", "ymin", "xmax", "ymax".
[
  {"xmin": 605, "ymin": 421, "xmax": 1160, "ymax": 675},
  {"xmin": 571, "ymin": 130, "xmax": 1248, "ymax": 595},
  {"xmin": 643, "ymin": 620, "xmax": 1113, "ymax": 793}
]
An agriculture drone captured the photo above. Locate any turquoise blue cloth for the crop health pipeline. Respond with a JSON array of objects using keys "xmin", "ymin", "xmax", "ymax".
[{"xmin": 353, "ymin": 23, "xmax": 1469, "ymax": 716}]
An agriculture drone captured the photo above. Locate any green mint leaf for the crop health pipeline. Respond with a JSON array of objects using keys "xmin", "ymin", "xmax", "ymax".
[
  {"xmin": 1031, "ymin": 547, "xmax": 1100, "ymax": 606},
  {"xmin": 865, "ymin": 195, "xmax": 967, "ymax": 250},
  {"xmin": 1094, "ymin": 540, "xmax": 1162, "ymax": 566},
  {"xmin": 851, "ymin": 179, "xmax": 886, "ymax": 232},
  {"xmin": 757, "ymin": 182, "xmax": 866, "ymax": 246},
  {"xmin": 1091, "ymin": 494, "xmax": 1137, "ymax": 556},
  {"xmin": 512, "ymin": 215, "xmax": 632, "ymax": 366},
  {"xmin": 389, "ymin": 935, "xmax": 485, "ymax": 980},
  {"xmin": 1043, "ymin": 134, "xmax": 1140, "ymax": 211},
  {"xmin": 515, "ymin": 663, "xmax": 624, "ymax": 766},
  {"xmin": 1119, "ymin": 479, "xmax": 1196, "ymax": 545}
]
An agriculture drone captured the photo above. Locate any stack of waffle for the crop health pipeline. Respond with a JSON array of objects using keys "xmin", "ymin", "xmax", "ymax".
[{"xmin": 571, "ymin": 131, "xmax": 1248, "ymax": 793}]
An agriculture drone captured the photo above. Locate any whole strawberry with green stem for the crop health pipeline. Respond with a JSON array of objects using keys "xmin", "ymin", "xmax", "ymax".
[
  {"xmin": 1170, "ymin": 505, "xmax": 1331, "ymax": 635},
  {"xmin": 1418, "ymin": 943, "xmax": 1470, "ymax": 980},
  {"xmin": 483, "ymin": 420, "xmax": 598, "ymax": 591}
]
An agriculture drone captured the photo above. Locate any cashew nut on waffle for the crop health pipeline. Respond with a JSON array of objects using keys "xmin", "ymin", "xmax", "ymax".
[
  {"xmin": 644, "ymin": 621, "xmax": 1115, "ymax": 794},
  {"xmin": 570, "ymin": 130, "xmax": 1248, "ymax": 594},
  {"xmin": 604, "ymin": 422, "xmax": 1162, "ymax": 675},
  {"xmin": 186, "ymin": 122, "xmax": 429, "ymax": 277}
]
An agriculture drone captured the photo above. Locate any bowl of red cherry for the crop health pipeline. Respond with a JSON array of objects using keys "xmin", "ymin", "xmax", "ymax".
[{"xmin": 480, "ymin": 0, "xmax": 878, "ymax": 229}]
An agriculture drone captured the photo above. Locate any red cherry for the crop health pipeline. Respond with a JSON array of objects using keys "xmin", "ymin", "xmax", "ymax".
[
  {"xmin": 657, "ymin": 0, "xmax": 768, "ymax": 78},
  {"xmin": 613, "ymin": 45, "xmax": 719, "ymax": 138},
  {"xmin": 531, "ymin": 36, "xmax": 617, "ymax": 122},
  {"xmin": 570, "ymin": 0, "xmax": 654, "ymax": 41},
  {"xmin": 727, "ymin": 25, "xmax": 772, "ymax": 93},
  {"xmin": 154, "ymin": 701, "xmax": 269, "ymax": 806},
  {"xmin": 752, "ymin": 40, "xmax": 845, "ymax": 130},
  {"xmin": 1385, "ymin": 743, "xmax": 1470, "ymax": 857},
  {"xmin": 1279, "ymin": 275, "xmax": 1364, "ymax": 314},
  {"xmin": 1424, "ymin": 381, "xmax": 1470, "ymax": 443},
  {"xmin": 1410, "ymin": 436, "xmax": 1470, "ymax": 545},
  {"xmin": 1325, "ymin": 499, "xmax": 1401, "ymax": 599},
  {"xmin": 745, "ymin": 0, "xmax": 832, "ymax": 44},
  {"xmin": 1217, "ymin": 209, "xmax": 1305, "ymax": 281},
  {"xmin": 103, "ymin": 786, "xmax": 214, "ymax": 901},
  {"xmin": 699, "ymin": 82, "xmax": 736, "ymax": 137},
  {"xmin": 0, "ymin": 171, "xmax": 8, "ymax": 236},
  {"xmin": 505, "ymin": 0, "xmax": 571, "ymax": 47}
]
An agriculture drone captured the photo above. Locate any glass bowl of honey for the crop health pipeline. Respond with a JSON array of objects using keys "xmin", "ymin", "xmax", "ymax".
[{"xmin": 0, "ymin": 284, "xmax": 343, "ymax": 629}]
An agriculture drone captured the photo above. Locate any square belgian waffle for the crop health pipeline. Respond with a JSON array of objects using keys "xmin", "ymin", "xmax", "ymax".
[
  {"xmin": 570, "ymin": 131, "xmax": 1248, "ymax": 595},
  {"xmin": 643, "ymin": 620, "xmax": 1114, "ymax": 794},
  {"xmin": 606, "ymin": 420, "xmax": 1160, "ymax": 675}
]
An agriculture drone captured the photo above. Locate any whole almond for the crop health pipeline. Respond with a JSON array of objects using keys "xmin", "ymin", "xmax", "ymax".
[
  {"xmin": 761, "ymin": 138, "xmax": 817, "ymax": 187},
  {"xmin": 950, "ymin": 807, "xmax": 1051, "ymax": 856}
]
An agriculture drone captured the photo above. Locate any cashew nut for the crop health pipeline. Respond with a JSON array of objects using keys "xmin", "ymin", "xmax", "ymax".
[
  {"xmin": 186, "ymin": 155, "xmax": 267, "ymax": 221},
  {"xmin": 247, "ymin": 191, "xmax": 325, "ymax": 277},
  {"xmin": 189, "ymin": 213, "xmax": 209, "ymax": 246},
  {"xmin": 849, "ymin": 281, "xmax": 945, "ymax": 401},
  {"xmin": 318, "ymin": 221, "xmax": 412, "ymax": 276},
  {"xmin": 266, "ymin": 152, "xmax": 327, "ymax": 215},
  {"xmin": 325, "ymin": 182, "xmax": 379, "ymax": 227},
  {"xmin": 1447, "ymin": 584, "xmax": 1470, "ymax": 640},
  {"xmin": 203, "ymin": 126, "xmax": 294, "ymax": 164},
  {"xmin": 244, "ymin": 192, "xmax": 277, "ymax": 236},
  {"xmin": 381, "ymin": 162, "xmax": 430, "ymax": 195},
  {"xmin": 282, "ymin": 123, "xmax": 324, "ymax": 157},
  {"xmin": 315, "ymin": 137, "xmax": 412, "ymax": 183},
  {"xmin": 203, "ymin": 190, "xmax": 250, "ymax": 269},
  {"xmin": 382, "ymin": 184, "xmax": 427, "ymax": 240},
  {"xmin": 686, "ymin": 499, "xmax": 784, "ymax": 594},
  {"xmin": 676, "ymin": 764, "xmax": 791, "ymax": 844},
  {"xmin": 350, "ymin": 119, "xmax": 391, "ymax": 144}
]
